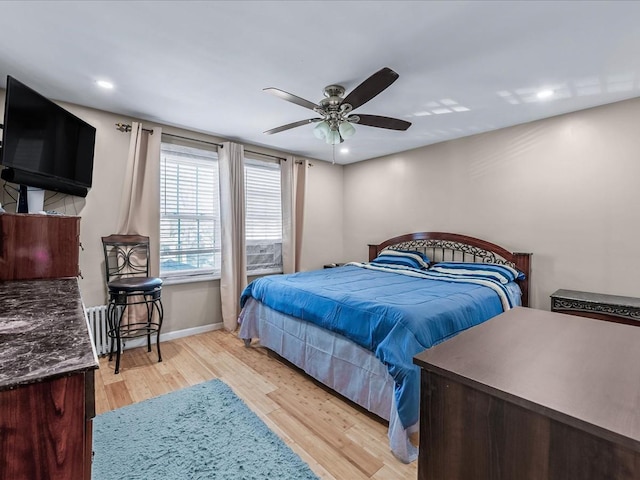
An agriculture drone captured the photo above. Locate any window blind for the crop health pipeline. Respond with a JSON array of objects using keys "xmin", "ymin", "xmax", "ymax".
[
  {"xmin": 160, "ymin": 141, "xmax": 220, "ymax": 279},
  {"xmin": 245, "ymin": 157, "xmax": 282, "ymax": 274}
]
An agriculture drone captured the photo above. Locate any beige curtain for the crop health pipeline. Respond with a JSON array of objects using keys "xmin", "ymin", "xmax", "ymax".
[
  {"xmin": 113, "ymin": 122, "xmax": 162, "ymax": 326},
  {"xmin": 281, "ymin": 156, "xmax": 308, "ymax": 273},
  {"xmin": 116, "ymin": 122, "xmax": 162, "ymax": 276},
  {"xmin": 219, "ymin": 141, "xmax": 247, "ymax": 331}
]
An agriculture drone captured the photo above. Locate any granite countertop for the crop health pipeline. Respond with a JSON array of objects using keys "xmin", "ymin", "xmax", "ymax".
[{"xmin": 0, "ymin": 278, "xmax": 99, "ymax": 391}]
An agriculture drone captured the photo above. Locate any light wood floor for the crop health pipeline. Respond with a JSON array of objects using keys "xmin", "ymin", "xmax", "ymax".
[{"xmin": 95, "ymin": 329, "xmax": 418, "ymax": 480}]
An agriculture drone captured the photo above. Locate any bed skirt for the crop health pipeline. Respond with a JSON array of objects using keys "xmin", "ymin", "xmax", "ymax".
[{"xmin": 238, "ymin": 297, "xmax": 419, "ymax": 463}]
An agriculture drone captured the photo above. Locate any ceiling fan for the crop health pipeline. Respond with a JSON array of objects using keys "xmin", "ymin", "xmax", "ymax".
[{"xmin": 263, "ymin": 67, "xmax": 411, "ymax": 145}]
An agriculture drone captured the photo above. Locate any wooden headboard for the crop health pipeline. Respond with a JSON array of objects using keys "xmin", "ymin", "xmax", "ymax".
[{"xmin": 368, "ymin": 232, "xmax": 532, "ymax": 307}]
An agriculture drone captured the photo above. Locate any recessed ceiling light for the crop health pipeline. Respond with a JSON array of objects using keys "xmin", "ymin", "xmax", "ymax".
[
  {"xmin": 340, "ymin": 147, "xmax": 349, "ymax": 154},
  {"xmin": 96, "ymin": 80, "xmax": 114, "ymax": 89},
  {"xmin": 537, "ymin": 89, "xmax": 554, "ymax": 99}
]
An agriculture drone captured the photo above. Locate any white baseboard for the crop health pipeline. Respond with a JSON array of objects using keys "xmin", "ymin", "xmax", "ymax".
[{"xmin": 122, "ymin": 322, "xmax": 224, "ymax": 351}]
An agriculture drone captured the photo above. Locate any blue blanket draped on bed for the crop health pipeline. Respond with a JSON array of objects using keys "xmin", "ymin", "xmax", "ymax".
[{"xmin": 240, "ymin": 264, "xmax": 514, "ymax": 429}]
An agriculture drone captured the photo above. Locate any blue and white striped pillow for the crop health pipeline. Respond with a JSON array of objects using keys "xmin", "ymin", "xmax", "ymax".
[
  {"xmin": 428, "ymin": 262, "xmax": 525, "ymax": 284},
  {"xmin": 371, "ymin": 249, "xmax": 430, "ymax": 270}
]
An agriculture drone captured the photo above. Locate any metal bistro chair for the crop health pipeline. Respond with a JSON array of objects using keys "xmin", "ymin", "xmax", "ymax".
[{"xmin": 101, "ymin": 234, "xmax": 163, "ymax": 374}]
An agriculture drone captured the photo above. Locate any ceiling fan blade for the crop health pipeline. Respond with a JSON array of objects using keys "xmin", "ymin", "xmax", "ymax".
[
  {"xmin": 341, "ymin": 67, "xmax": 400, "ymax": 110},
  {"xmin": 355, "ymin": 114, "xmax": 412, "ymax": 131},
  {"xmin": 264, "ymin": 118, "xmax": 321, "ymax": 135},
  {"xmin": 263, "ymin": 87, "xmax": 320, "ymax": 111}
]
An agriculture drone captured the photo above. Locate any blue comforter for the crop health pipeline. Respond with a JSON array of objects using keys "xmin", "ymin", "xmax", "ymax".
[{"xmin": 240, "ymin": 264, "xmax": 513, "ymax": 428}]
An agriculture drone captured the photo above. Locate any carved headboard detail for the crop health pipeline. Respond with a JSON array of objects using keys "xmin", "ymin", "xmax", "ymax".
[{"xmin": 368, "ymin": 232, "xmax": 532, "ymax": 307}]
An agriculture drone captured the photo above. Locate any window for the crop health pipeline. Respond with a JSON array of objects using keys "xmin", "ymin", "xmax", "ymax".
[
  {"xmin": 245, "ymin": 157, "xmax": 282, "ymax": 275},
  {"xmin": 160, "ymin": 139, "xmax": 220, "ymax": 280}
]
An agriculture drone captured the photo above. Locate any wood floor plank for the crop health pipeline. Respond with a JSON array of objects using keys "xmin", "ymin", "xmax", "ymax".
[
  {"xmin": 268, "ymin": 388, "xmax": 384, "ymax": 477},
  {"xmin": 103, "ymin": 380, "xmax": 133, "ymax": 409},
  {"xmin": 265, "ymin": 410, "xmax": 338, "ymax": 480},
  {"xmin": 131, "ymin": 358, "xmax": 173, "ymax": 399},
  {"xmin": 93, "ymin": 363, "xmax": 111, "ymax": 415},
  {"xmin": 372, "ymin": 464, "xmax": 418, "ymax": 480},
  {"xmin": 162, "ymin": 340, "xmax": 215, "ymax": 385},
  {"xmin": 97, "ymin": 356, "xmax": 121, "ymax": 385},
  {"xmin": 94, "ymin": 329, "xmax": 417, "ymax": 480},
  {"xmin": 191, "ymin": 336, "xmax": 276, "ymax": 396},
  {"xmin": 161, "ymin": 369, "xmax": 190, "ymax": 392},
  {"xmin": 268, "ymin": 408, "xmax": 367, "ymax": 480},
  {"xmin": 347, "ymin": 422, "xmax": 418, "ymax": 479},
  {"xmin": 151, "ymin": 346, "xmax": 192, "ymax": 391}
]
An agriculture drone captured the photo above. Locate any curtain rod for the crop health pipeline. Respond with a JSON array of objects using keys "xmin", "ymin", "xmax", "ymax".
[
  {"xmin": 115, "ymin": 122, "xmax": 154, "ymax": 134},
  {"xmin": 115, "ymin": 122, "xmax": 311, "ymax": 164},
  {"xmin": 162, "ymin": 132, "xmax": 222, "ymax": 148},
  {"xmin": 163, "ymin": 132, "xmax": 286, "ymax": 161}
]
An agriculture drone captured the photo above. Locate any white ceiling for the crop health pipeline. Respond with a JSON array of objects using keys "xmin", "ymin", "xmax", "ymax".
[{"xmin": 1, "ymin": 1, "xmax": 639, "ymax": 164}]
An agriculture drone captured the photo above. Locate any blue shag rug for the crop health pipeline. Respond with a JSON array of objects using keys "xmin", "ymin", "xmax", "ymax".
[{"xmin": 92, "ymin": 379, "xmax": 319, "ymax": 480}]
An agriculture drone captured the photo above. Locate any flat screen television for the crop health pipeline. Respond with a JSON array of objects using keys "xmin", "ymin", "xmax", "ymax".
[{"xmin": 0, "ymin": 75, "xmax": 96, "ymax": 199}]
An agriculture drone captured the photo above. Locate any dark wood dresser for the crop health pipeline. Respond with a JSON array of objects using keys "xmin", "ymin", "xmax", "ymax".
[
  {"xmin": 414, "ymin": 307, "xmax": 640, "ymax": 480},
  {"xmin": 0, "ymin": 212, "xmax": 80, "ymax": 280},
  {"xmin": 0, "ymin": 213, "xmax": 98, "ymax": 480}
]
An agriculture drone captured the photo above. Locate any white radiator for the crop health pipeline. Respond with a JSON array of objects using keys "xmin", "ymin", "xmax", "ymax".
[{"xmin": 86, "ymin": 305, "xmax": 110, "ymax": 356}]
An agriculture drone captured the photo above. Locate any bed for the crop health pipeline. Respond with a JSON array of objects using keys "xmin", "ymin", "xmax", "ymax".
[{"xmin": 238, "ymin": 232, "xmax": 531, "ymax": 463}]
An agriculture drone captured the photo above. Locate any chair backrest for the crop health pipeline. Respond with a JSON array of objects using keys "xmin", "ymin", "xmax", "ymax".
[{"xmin": 101, "ymin": 234, "xmax": 151, "ymax": 283}]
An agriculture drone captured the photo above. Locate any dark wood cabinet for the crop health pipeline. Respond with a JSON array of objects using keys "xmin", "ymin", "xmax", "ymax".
[
  {"xmin": 414, "ymin": 307, "xmax": 640, "ymax": 480},
  {"xmin": 0, "ymin": 212, "xmax": 80, "ymax": 280},
  {"xmin": 0, "ymin": 371, "xmax": 95, "ymax": 480},
  {"xmin": 0, "ymin": 214, "xmax": 97, "ymax": 480}
]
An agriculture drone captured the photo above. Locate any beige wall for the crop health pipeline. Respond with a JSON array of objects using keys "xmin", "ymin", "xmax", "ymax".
[
  {"xmin": 5, "ymin": 84, "xmax": 637, "ymax": 323},
  {"xmin": 299, "ymin": 159, "xmax": 344, "ymax": 269},
  {"xmin": 343, "ymin": 97, "xmax": 640, "ymax": 310},
  {"xmin": 0, "ymin": 91, "xmax": 344, "ymax": 332}
]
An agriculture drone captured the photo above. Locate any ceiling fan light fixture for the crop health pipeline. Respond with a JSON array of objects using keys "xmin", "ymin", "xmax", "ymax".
[
  {"xmin": 313, "ymin": 121, "xmax": 330, "ymax": 140},
  {"xmin": 325, "ymin": 129, "xmax": 342, "ymax": 145},
  {"xmin": 338, "ymin": 121, "xmax": 356, "ymax": 140},
  {"xmin": 338, "ymin": 121, "xmax": 356, "ymax": 139},
  {"xmin": 264, "ymin": 67, "xmax": 411, "ymax": 149}
]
